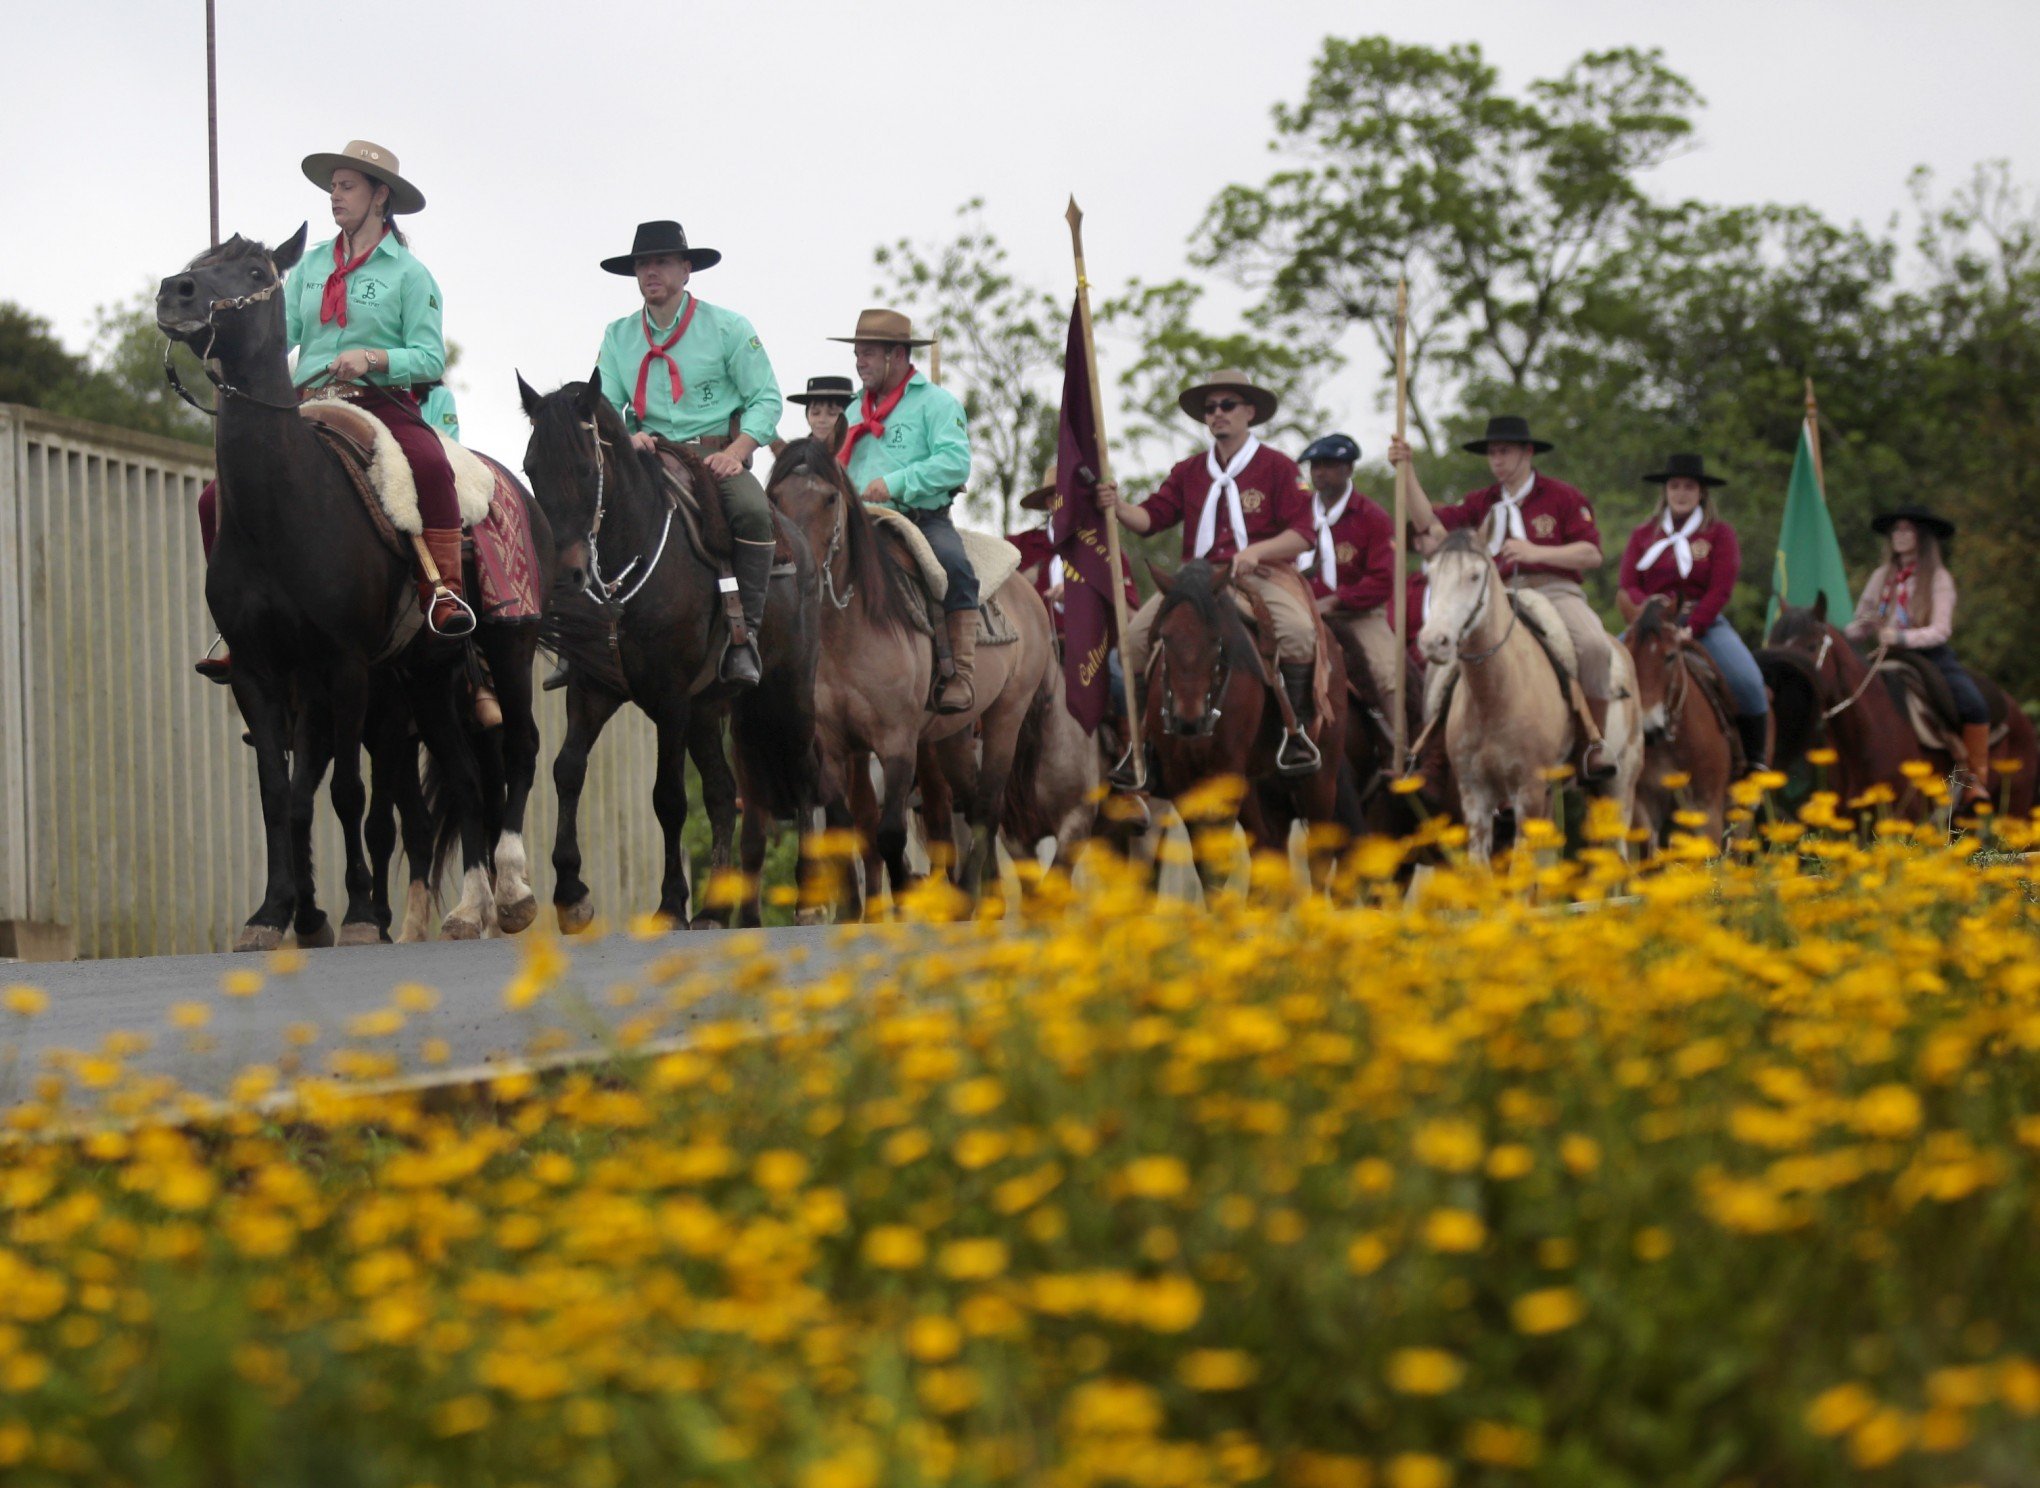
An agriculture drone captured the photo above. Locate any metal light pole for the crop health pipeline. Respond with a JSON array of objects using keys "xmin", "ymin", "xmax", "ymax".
[{"xmin": 206, "ymin": 0, "xmax": 220, "ymax": 246}]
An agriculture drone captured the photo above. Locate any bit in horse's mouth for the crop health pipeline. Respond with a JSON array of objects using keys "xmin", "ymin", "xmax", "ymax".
[{"xmin": 157, "ymin": 317, "xmax": 210, "ymax": 338}]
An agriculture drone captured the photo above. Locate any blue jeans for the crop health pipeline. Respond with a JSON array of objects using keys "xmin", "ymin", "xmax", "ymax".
[
  {"xmin": 904, "ymin": 504, "xmax": 979, "ymax": 614},
  {"xmin": 1913, "ymin": 643, "xmax": 1989, "ymax": 724},
  {"xmin": 1700, "ymin": 618, "xmax": 1767, "ymax": 717}
]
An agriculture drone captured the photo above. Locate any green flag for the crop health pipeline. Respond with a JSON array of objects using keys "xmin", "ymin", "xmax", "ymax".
[{"xmin": 1765, "ymin": 421, "xmax": 1853, "ymax": 639}]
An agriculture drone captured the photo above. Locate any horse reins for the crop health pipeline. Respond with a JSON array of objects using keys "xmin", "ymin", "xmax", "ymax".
[
  {"xmin": 819, "ymin": 490, "xmax": 855, "ymax": 610},
  {"xmin": 162, "ymin": 269, "xmax": 307, "ymax": 416},
  {"xmin": 1452, "ymin": 562, "xmax": 1518, "ymax": 666},
  {"xmin": 1811, "ymin": 632, "xmax": 1889, "ymax": 721},
  {"xmin": 577, "ymin": 419, "xmax": 673, "ymax": 609}
]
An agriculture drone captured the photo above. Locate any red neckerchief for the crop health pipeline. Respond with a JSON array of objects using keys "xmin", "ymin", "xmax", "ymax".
[
  {"xmin": 319, "ymin": 226, "xmax": 388, "ymax": 328},
  {"xmin": 838, "ymin": 368, "xmax": 917, "ymax": 468},
  {"xmin": 1882, "ymin": 562, "xmax": 1916, "ymax": 617},
  {"xmin": 633, "ymin": 297, "xmax": 697, "ymax": 420}
]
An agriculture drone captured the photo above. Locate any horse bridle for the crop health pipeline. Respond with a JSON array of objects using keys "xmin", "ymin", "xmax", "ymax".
[
  {"xmin": 818, "ymin": 488, "xmax": 855, "ymax": 610},
  {"xmin": 575, "ymin": 418, "xmax": 673, "ymax": 608},
  {"xmin": 1448, "ymin": 560, "xmax": 1518, "ymax": 666},
  {"xmin": 1155, "ymin": 613, "xmax": 1232, "ymax": 738},
  {"xmin": 1806, "ymin": 630, "xmax": 1889, "ymax": 721},
  {"xmin": 162, "ymin": 265, "xmax": 306, "ymax": 416}
]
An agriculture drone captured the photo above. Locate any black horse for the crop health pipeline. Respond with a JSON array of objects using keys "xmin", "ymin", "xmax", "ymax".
[
  {"xmin": 519, "ymin": 374, "xmax": 822, "ymax": 929},
  {"xmin": 156, "ymin": 228, "xmax": 553, "ymax": 948}
]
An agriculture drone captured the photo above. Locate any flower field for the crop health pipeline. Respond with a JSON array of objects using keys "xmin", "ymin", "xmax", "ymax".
[{"xmin": 1, "ymin": 802, "xmax": 2038, "ymax": 1487}]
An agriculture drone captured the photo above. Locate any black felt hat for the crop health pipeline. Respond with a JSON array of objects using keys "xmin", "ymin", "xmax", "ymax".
[
  {"xmin": 600, "ymin": 220, "xmax": 721, "ymax": 275},
  {"xmin": 1871, "ymin": 504, "xmax": 1955, "ymax": 542},
  {"xmin": 787, "ymin": 375, "xmax": 855, "ymax": 407},
  {"xmin": 1642, "ymin": 453, "xmax": 1727, "ymax": 488},
  {"xmin": 1462, "ymin": 414, "xmax": 1553, "ymax": 455}
]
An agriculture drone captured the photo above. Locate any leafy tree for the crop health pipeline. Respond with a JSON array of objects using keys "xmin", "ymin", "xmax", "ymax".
[
  {"xmin": 871, "ymin": 199, "xmax": 1063, "ymax": 531},
  {"xmin": 0, "ymin": 295, "xmax": 211, "ymax": 445},
  {"xmin": 0, "ymin": 304, "xmax": 92, "ymax": 410}
]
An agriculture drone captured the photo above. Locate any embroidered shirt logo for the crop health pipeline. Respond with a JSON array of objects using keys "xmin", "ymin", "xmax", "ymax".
[
  {"xmin": 1691, "ymin": 538, "xmax": 1712, "ymax": 561},
  {"xmin": 1240, "ymin": 488, "xmax": 1267, "ymax": 514},
  {"xmin": 1531, "ymin": 513, "xmax": 1557, "ymax": 539},
  {"xmin": 1335, "ymin": 542, "xmax": 1359, "ymax": 564}
]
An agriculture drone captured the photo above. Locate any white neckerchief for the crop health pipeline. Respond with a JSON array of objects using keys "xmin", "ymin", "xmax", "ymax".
[
  {"xmin": 1485, "ymin": 473, "xmax": 1535, "ymax": 556},
  {"xmin": 1639, "ymin": 506, "xmax": 1704, "ymax": 577},
  {"xmin": 1193, "ymin": 435, "xmax": 1259, "ymax": 559},
  {"xmin": 1047, "ymin": 555, "xmax": 1065, "ymax": 610},
  {"xmin": 1300, "ymin": 482, "xmax": 1356, "ymax": 588}
]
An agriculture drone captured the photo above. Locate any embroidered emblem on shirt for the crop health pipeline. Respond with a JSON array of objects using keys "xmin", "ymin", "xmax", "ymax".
[
  {"xmin": 1240, "ymin": 488, "xmax": 1267, "ymax": 514},
  {"xmin": 356, "ymin": 279, "xmax": 381, "ymax": 303},
  {"xmin": 1335, "ymin": 542, "xmax": 1358, "ymax": 564},
  {"xmin": 696, "ymin": 380, "xmax": 719, "ymax": 403},
  {"xmin": 748, "ymin": 335, "xmax": 762, "ymax": 350},
  {"xmin": 1691, "ymin": 538, "xmax": 1712, "ymax": 561},
  {"xmin": 428, "ymin": 294, "xmax": 438, "ymax": 310},
  {"xmin": 1531, "ymin": 513, "xmax": 1557, "ymax": 539}
]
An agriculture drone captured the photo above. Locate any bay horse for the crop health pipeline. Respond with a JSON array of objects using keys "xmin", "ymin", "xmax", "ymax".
[
  {"xmin": 156, "ymin": 228, "xmax": 550, "ymax": 949},
  {"xmin": 1624, "ymin": 595, "xmax": 1735, "ymax": 844},
  {"xmin": 764, "ymin": 440, "xmax": 1055, "ymax": 913},
  {"xmin": 1141, "ymin": 560, "xmax": 1354, "ymax": 897},
  {"xmin": 1766, "ymin": 595, "xmax": 2037, "ymax": 818},
  {"xmin": 1417, "ymin": 530, "xmax": 1641, "ymax": 865},
  {"xmin": 519, "ymin": 376, "xmax": 822, "ymax": 930}
]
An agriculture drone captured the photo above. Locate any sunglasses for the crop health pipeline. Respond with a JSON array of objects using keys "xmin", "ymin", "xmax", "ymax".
[{"xmin": 1204, "ymin": 398, "xmax": 1248, "ymax": 416}]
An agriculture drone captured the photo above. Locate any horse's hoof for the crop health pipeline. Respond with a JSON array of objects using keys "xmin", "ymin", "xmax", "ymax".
[
  {"xmin": 441, "ymin": 913, "xmax": 482, "ymax": 942},
  {"xmin": 336, "ymin": 921, "xmax": 383, "ymax": 948},
  {"xmin": 794, "ymin": 907, "xmax": 829, "ymax": 927},
  {"xmin": 295, "ymin": 916, "xmax": 336, "ymax": 949},
  {"xmin": 496, "ymin": 894, "xmax": 539, "ymax": 936},
  {"xmin": 234, "ymin": 924, "xmax": 285, "ymax": 953},
  {"xmin": 556, "ymin": 897, "xmax": 595, "ymax": 936},
  {"xmin": 686, "ymin": 914, "xmax": 726, "ymax": 932}
]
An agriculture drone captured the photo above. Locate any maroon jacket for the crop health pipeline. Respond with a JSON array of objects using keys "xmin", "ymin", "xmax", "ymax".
[
  {"xmin": 1617, "ymin": 516, "xmax": 1741, "ymax": 631},
  {"xmin": 1432, "ymin": 472, "xmax": 1601, "ymax": 580},
  {"xmin": 1305, "ymin": 489, "xmax": 1396, "ymax": 611},
  {"xmin": 1139, "ymin": 443, "xmax": 1314, "ymax": 564}
]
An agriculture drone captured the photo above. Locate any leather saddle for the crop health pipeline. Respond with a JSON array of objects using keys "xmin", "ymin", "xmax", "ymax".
[{"xmin": 1875, "ymin": 648, "xmax": 2009, "ymax": 752}]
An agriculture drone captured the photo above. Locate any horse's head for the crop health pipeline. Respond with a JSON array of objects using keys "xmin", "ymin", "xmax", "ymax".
[
  {"xmin": 519, "ymin": 367, "xmax": 627, "ymax": 588},
  {"xmin": 1765, "ymin": 592, "xmax": 1846, "ymax": 684},
  {"xmin": 1626, "ymin": 596, "xmax": 1681, "ymax": 732},
  {"xmin": 1417, "ymin": 530, "xmax": 1494, "ymax": 666},
  {"xmin": 766, "ymin": 437, "xmax": 848, "ymax": 546},
  {"xmin": 156, "ymin": 225, "xmax": 304, "ymax": 363},
  {"xmin": 1151, "ymin": 561, "xmax": 1245, "ymax": 738}
]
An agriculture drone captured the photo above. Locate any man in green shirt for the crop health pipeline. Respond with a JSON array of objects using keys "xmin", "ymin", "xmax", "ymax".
[
  {"xmin": 830, "ymin": 308, "xmax": 978, "ymax": 713},
  {"xmin": 594, "ymin": 220, "xmax": 782, "ymax": 687}
]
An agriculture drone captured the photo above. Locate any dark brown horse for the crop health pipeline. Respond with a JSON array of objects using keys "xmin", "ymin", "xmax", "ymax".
[
  {"xmin": 1625, "ymin": 595, "xmax": 1735, "ymax": 843},
  {"xmin": 519, "ymin": 375, "xmax": 822, "ymax": 929},
  {"xmin": 765, "ymin": 440, "xmax": 1055, "ymax": 913},
  {"xmin": 157, "ymin": 229, "xmax": 550, "ymax": 949},
  {"xmin": 1766, "ymin": 595, "xmax": 2037, "ymax": 818},
  {"xmin": 1143, "ymin": 560, "xmax": 1354, "ymax": 896}
]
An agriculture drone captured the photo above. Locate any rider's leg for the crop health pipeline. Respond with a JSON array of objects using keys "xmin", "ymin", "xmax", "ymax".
[
  {"xmin": 910, "ymin": 504, "xmax": 980, "ymax": 715},
  {"xmin": 1921, "ymin": 643, "xmax": 1992, "ymax": 803},
  {"xmin": 1536, "ymin": 582, "xmax": 1616, "ymax": 782},
  {"xmin": 1327, "ymin": 606, "xmax": 1400, "ymax": 702},
  {"xmin": 1239, "ymin": 571, "xmax": 1321, "ymax": 775},
  {"xmin": 363, "ymin": 392, "xmax": 471, "ymax": 636},
  {"xmin": 1701, "ymin": 618, "xmax": 1769, "ymax": 773},
  {"xmin": 194, "ymin": 480, "xmax": 233, "ymax": 680},
  {"xmin": 717, "ymin": 469, "xmax": 776, "ymax": 687}
]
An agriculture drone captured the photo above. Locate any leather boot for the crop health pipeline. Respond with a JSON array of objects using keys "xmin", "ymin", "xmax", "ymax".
[
  {"xmin": 1961, "ymin": 722, "xmax": 1993, "ymax": 807},
  {"xmin": 1735, "ymin": 714, "xmax": 1769, "ymax": 778},
  {"xmin": 1577, "ymin": 692, "xmax": 1617, "ymax": 783},
  {"xmin": 418, "ymin": 529, "xmax": 475, "ymax": 637},
  {"xmin": 542, "ymin": 658, "xmax": 570, "ymax": 692},
  {"xmin": 720, "ymin": 538, "xmax": 776, "ymax": 688},
  {"xmin": 1276, "ymin": 661, "xmax": 1324, "ymax": 776},
  {"xmin": 936, "ymin": 610, "xmax": 978, "ymax": 715}
]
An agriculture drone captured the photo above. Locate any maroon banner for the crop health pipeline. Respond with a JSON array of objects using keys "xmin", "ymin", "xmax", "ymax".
[{"xmin": 1051, "ymin": 299, "xmax": 1120, "ymax": 733}]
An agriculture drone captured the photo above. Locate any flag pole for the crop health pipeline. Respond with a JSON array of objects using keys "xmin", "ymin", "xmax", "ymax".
[
  {"xmin": 1391, "ymin": 279, "xmax": 1411, "ymax": 775},
  {"xmin": 205, "ymin": 0, "xmax": 221, "ymax": 247},
  {"xmin": 1803, "ymin": 376, "xmax": 1825, "ymax": 495},
  {"xmin": 1066, "ymin": 196, "xmax": 1143, "ymax": 787},
  {"xmin": 930, "ymin": 335, "xmax": 942, "ymax": 387}
]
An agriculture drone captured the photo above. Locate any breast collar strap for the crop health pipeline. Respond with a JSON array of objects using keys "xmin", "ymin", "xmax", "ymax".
[{"xmin": 579, "ymin": 419, "xmax": 673, "ymax": 609}]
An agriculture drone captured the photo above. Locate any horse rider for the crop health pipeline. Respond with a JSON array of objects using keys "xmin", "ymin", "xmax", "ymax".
[
  {"xmin": 1297, "ymin": 433, "xmax": 1401, "ymax": 708},
  {"xmin": 1616, "ymin": 453, "xmax": 1769, "ymax": 773},
  {"xmin": 831, "ymin": 308, "xmax": 979, "ymax": 714},
  {"xmin": 195, "ymin": 138, "xmax": 467, "ymax": 680},
  {"xmin": 784, "ymin": 374, "xmax": 854, "ymax": 456},
  {"xmin": 1095, "ymin": 367, "xmax": 1321, "ymax": 776},
  {"xmin": 593, "ymin": 220, "xmax": 782, "ymax": 687},
  {"xmin": 1389, "ymin": 415, "xmax": 1619, "ymax": 783},
  {"xmin": 1844, "ymin": 504, "xmax": 1991, "ymax": 806}
]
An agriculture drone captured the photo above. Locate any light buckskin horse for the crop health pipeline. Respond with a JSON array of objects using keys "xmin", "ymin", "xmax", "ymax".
[
  {"xmin": 1766, "ymin": 595, "xmax": 2038, "ymax": 818},
  {"xmin": 1623, "ymin": 595, "xmax": 1736, "ymax": 844},
  {"xmin": 1417, "ymin": 530, "xmax": 1640, "ymax": 865},
  {"xmin": 519, "ymin": 376, "xmax": 823, "ymax": 929},
  {"xmin": 765, "ymin": 439, "xmax": 1055, "ymax": 913},
  {"xmin": 157, "ymin": 229, "xmax": 551, "ymax": 949},
  {"xmin": 1141, "ymin": 559, "xmax": 1355, "ymax": 898}
]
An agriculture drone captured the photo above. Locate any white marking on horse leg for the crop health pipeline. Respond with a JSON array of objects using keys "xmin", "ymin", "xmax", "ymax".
[
  {"xmin": 493, "ymin": 830, "xmax": 538, "ymax": 934},
  {"xmin": 441, "ymin": 865, "xmax": 491, "ymax": 941},
  {"xmin": 396, "ymin": 882, "xmax": 434, "ymax": 943}
]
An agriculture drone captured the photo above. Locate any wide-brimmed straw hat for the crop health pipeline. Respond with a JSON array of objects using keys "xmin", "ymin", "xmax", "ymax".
[
  {"xmin": 1642, "ymin": 453, "xmax": 1727, "ymax": 488},
  {"xmin": 788, "ymin": 375, "xmax": 855, "ymax": 407},
  {"xmin": 827, "ymin": 308, "xmax": 935, "ymax": 347},
  {"xmin": 1871, "ymin": 504, "xmax": 1955, "ymax": 542},
  {"xmin": 301, "ymin": 140, "xmax": 425, "ymax": 215},
  {"xmin": 1462, "ymin": 414, "xmax": 1553, "ymax": 455},
  {"xmin": 1177, "ymin": 367, "xmax": 1278, "ymax": 426},
  {"xmin": 600, "ymin": 220, "xmax": 721, "ymax": 275}
]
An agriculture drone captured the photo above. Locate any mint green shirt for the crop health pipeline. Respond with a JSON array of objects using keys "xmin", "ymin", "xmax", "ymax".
[
  {"xmin": 595, "ymin": 295, "xmax": 782, "ymax": 447},
  {"xmin": 840, "ymin": 373, "xmax": 972, "ymax": 512},
  {"xmin": 284, "ymin": 234, "xmax": 458, "ymax": 437}
]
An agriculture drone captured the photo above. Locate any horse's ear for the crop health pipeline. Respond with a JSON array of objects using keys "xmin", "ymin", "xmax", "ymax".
[
  {"xmin": 1812, "ymin": 591, "xmax": 1828, "ymax": 623},
  {"xmin": 573, "ymin": 368, "xmax": 605, "ymax": 419},
  {"xmin": 1147, "ymin": 560, "xmax": 1173, "ymax": 595},
  {"xmin": 274, "ymin": 223, "xmax": 308, "ymax": 272},
  {"xmin": 516, "ymin": 371, "xmax": 545, "ymax": 421}
]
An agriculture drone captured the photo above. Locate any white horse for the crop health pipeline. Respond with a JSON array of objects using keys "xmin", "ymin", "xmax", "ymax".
[{"xmin": 1418, "ymin": 532, "xmax": 1640, "ymax": 864}]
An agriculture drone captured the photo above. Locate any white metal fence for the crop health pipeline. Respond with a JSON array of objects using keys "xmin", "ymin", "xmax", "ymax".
[{"xmin": 0, "ymin": 404, "xmax": 665, "ymax": 958}]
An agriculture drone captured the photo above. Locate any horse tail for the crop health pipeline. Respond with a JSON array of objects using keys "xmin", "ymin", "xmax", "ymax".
[
  {"xmin": 998, "ymin": 660, "xmax": 1060, "ymax": 849},
  {"xmin": 730, "ymin": 688, "xmax": 818, "ymax": 822},
  {"xmin": 420, "ymin": 753, "xmax": 462, "ymax": 892},
  {"xmin": 419, "ymin": 709, "xmax": 501, "ymax": 888}
]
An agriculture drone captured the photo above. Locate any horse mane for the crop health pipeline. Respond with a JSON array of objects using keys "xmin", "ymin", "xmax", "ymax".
[
  {"xmin": 767, "ymin": 438, "xmax": 920, "ymax": 634},
  {"xmin": 1767, "ymin": 602, "xmax": 1823, "ymax": 649},
  {"xmin": 185, "ymin": 234, "xmax": 270, "ymax": 271},
  {"xmin": 1154, "ymin": 560, "xmax": 1258, "ymax": 669},
  {"xmin": 1436, "ymin": 528, "xmax": 1485, "ymax": 560},
  {"xmin": 1633, "ymin": 595, "xmax": 1671, "ymax": 642}
]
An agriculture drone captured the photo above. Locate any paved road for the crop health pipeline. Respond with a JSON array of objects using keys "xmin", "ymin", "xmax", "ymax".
[{"xmin": 1, "ymin": 925, "xmax": 881, "ymax": 1104}]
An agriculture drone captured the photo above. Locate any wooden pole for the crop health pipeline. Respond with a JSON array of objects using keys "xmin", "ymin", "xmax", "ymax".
[
  {"xmin": 1803, "ymin": 376, "xmax": 1825, "ymax": 495},
  {"xmin": 1392, "ymin": 279, "xmax": 1411, "ymax": 775},
  {"xmin": 1066, "ymin": 197, "xmax": 1143, "ymax": 786},
  {"xmin": 205, "ymin": 0, "xmax": 221, "ymax": 247},
  {"xmin": 929, "ymin": 336, "xmax": 941, "ymax": 387}
]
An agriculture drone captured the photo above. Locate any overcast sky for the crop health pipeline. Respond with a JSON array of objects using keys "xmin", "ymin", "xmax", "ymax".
[{"xmin": 5, "ymin": 0, "xmax": 2036, "ymax": 479}]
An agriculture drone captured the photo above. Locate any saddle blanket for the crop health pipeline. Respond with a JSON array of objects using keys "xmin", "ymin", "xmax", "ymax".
[
  {"xmin": 301, "ymin": 402, "xmax": 542, "ymax": 624},
  {"xmin": 1882, "ymin": 664, "xmax": 2011, "ymax": 756}
]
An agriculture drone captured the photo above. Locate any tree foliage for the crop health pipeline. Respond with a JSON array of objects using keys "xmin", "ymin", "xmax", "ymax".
[{"xmin": 0, "ymin": 292, "xmax": 212, "ymax": 445}]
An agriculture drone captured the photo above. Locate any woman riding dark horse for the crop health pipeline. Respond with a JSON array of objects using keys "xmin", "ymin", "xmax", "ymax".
[{"xmin": 519, "ymin": 375, "xmax": 823, "ymax": 930}]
